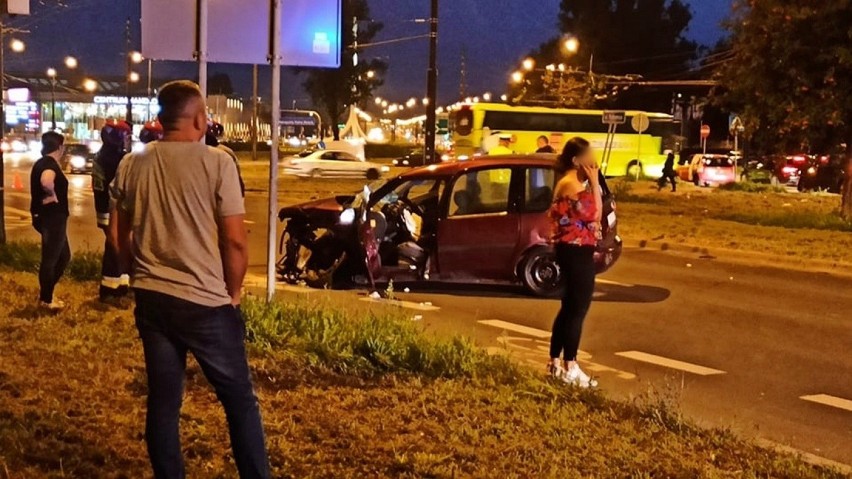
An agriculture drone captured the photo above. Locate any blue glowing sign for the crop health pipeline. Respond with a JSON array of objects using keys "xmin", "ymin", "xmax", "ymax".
[{"xmin": 280, "ymin": 0, "xmax": 342, "ymax": 68}]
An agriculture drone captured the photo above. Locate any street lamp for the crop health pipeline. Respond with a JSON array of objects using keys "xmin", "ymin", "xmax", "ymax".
[
  {"xmin": 0, "ymin": 34, "xmax": 28, "ymax": 243},
  {"xmin": 482, "ymin": 92, "xmax": 492, "ymax": 101},
  {"xmin": 564, "ymin": 36, "xmax": 579, "ymax": 54},
  {"xmin": 374, "ymin": 97, "xmax": 382, "ymax": 105},
  {"xmin": 129, "ymin": 71, "xmax": 140, "ymax": 83},
  {"xmin": 522, "ymin": 57, "xmax": 535, "ymax": 71},
  {"xmin": 126, "ymin": 51, "xmax": 144, "ymax": 122},
  {"xmin": 46, "ymin": 68, "xmax": 58, "ymax": 130},
  {"xmin": 511, "ymin": 71, "xmax": 524, "ymax": 84},
  {"xmin": 83, "ymin": 79, "xmax": 98, "ymax": 92},
  {"xmin": 9, "ymin": 39, "xmax": 24, "ymax": 53},
  {"xmin": 366, "ymin": 70, "xmax": 375, "ymax": 79},
  {"xmin": 65, "ymin": 56, "xmax": 78, "ymax": 69}
]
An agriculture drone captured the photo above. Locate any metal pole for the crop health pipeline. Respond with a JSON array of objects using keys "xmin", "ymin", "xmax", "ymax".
[
  {"xmin": 251, "ymin": 64, "xmax": 258, "ymax": 162},
  {"xmin": 125, "ymin": 17, "xmax": 133, "ymax": 123},
  {"xmin": 0, "ymin": 19, "xmax": 7, "ymax": 244},
  {"xmin": 147, "ymin": 58, "xmax": 153, "ymax": 120},
  {"xmin": 51, "ymin": 78, "xmax": 56, "ymax": 130},
  {"xmin": 266, "ymin": 0, "xmax": 282, "ymax": 302},
  {"xmin": 423, "ymin": 0, "xmax": 438, "ymax": 164},
  {"xmin": 197, "ymin": 0, "xmax": 208, "ymax": 98}
]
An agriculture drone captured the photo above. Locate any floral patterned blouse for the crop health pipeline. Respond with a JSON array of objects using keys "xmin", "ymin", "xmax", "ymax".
[{"xmin": 549, "ymin": 182, "xmax": 601, "ymax": 246}]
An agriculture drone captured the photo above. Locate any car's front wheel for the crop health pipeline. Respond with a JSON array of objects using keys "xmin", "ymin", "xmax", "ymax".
[
  {"xmin": 519, "ymin": 246, "xmax": 564, "ymax": 298},
  {"xmin": 366, "ymin": 168, "xmax": 380, "ymax": 180}
]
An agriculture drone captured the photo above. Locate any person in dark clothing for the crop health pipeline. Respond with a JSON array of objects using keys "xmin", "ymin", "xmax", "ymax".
[
  {"xmin": 92, "ymin": 119, "xmax": 132, "ymax": 301},
  {"xmin": 30, "ymin": 131, "xmax": 71, "ymax": 310},
  {"xmin": 536, "ymin": 135, "xmax": 556, "ymax": 154},
  {"xmin": 206, "ymin": 121, "xmax": 246, "ymax": 197},
  {"xmin": 657, "ymin": 151, "xmax": 677, "ymax": 192}
]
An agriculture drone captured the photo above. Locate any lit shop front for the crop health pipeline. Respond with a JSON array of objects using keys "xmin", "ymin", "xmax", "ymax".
[{"xmin": 44, "ymin": 96, "xmax": 159, "ymax": 140}]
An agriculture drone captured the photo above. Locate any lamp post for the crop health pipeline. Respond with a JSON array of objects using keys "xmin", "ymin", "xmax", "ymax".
[
  {"xmin": 127, "ymin": 50, "xmax": 143, "ymax": 123},
  {"xmin": 0, "ymin": 30, "xmax": 26, "ymax": 244},
  {"xmin": 45, "ymin": 57, "xmax": 78, "ymax": 131}
]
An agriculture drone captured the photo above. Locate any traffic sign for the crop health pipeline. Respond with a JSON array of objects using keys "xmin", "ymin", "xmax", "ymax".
[
  {"xmin": 602, "ymin": 111, "xmax": 626, "ymax": 125},
  {"xmin": 729, "ymin": 116, "xmax": 744, "ymax": 134},
  {"xmin": 700, "ymin": 124, "xmax": 711, "ymax": 139},
  {"xmin": 631, "ymin": 113, "xmax": 650, "ymax": 133}
]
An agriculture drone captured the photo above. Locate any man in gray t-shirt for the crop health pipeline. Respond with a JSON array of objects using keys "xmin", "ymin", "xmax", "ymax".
[{"xmin": 110, "ymin": 80, "xmax": 270, "ymax": 478}]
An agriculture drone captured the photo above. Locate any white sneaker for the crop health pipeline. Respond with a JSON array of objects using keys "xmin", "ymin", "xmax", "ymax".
[
  {"xmin": 562, "ymin": 362, "xmax": 598, "ymax": 388},
  {"xmin": 39, "ymin": 300, "xmax": 66, "ymax": 312},
  {"xmin": 547, "ymin": 360, "xmax": 565, "ymax": 379}
]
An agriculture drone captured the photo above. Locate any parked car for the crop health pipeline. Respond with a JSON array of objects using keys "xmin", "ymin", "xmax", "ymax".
[
  {"xmin": 393, "ymin": 149, "xmax": 425, "ymax": 167},
  {"xmin": 740, "ymin": 159, "xmax": 776, "ymax": 184},
  {"xmin": 798, "ymin": 154, "xmax": 846, "ymax": 193},
  {"xmin": 772, "ymin": 154, "xmax": 809, "ymax": 186},
  {"xmin": 282, "ymin": 150, "xmax": 389, "ymax": 179},
  {"xmin": 677, "ymin": 154, "xmax": 736, "ymax": 187},
  {"xmin": 61, "ymin": 143, "xmax": 95, "ymax": 174},
  {"xmin": 276, "ymin": 156, "xmax": 622, "ymax": 297}
]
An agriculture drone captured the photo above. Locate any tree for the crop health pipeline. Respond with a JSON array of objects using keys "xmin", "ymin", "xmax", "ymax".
[
  {"xmin": 300, "ymin": 0, "xmax": 387, "ymax": 140},
  {"xmin": 208, "ymin": 73, "xmax": 234, "ymax": 95},
  {"xmin": 714, "ymin": 1, "xmax": 852, "ymax": 219},
  {"xmin": 512, "ymin": 0, "xmax": 699, "ymax": 108}
]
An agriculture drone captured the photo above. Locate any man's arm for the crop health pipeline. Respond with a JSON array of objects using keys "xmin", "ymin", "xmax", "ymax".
[
  {"xmin": 218, "ymin": 214, "xmax": 248, "ymax": 306},
  {"xmin": 40, "ymin": 170, "xmax": 58, "ymax": 204},
  {"xmin": 109, "ymin": 207, "xmax": 134, "ymax": 273}
]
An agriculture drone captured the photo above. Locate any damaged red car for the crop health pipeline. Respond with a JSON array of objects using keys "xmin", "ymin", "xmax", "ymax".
[{"xmin": 276, "ymin": 156, "xmax": 622, "ymax": 297}]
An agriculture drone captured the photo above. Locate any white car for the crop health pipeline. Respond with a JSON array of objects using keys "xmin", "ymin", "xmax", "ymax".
[{"xmin": 282, "ymin": 150, "xmax": 389, "ymax": 179}]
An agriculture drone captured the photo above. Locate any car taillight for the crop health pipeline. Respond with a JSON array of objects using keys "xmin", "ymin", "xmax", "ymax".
[{"xmin": 782, "ymin": 166, "xmax": 798, "ymax": 174}]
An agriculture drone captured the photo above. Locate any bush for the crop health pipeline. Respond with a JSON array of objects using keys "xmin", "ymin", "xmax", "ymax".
[
  {"xmin": 241, "ymin": 296, "xmax": 526, "ymax": 383},
  {"xmin": 0, "ymin": 241, "xmax": 102, "ymax": 281},
  {"xmin": 717, "ymin": 182, "xmax": 786, "ymax": 194}
]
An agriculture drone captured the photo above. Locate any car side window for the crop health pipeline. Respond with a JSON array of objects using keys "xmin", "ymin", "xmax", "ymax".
[
  {"xmin": 448, "ymin": 168, "xmax": 512, "ymax": 217},
  {"xmin": 340, "ymin": 153, "xmax": 358, "ymax": 161},
  {"xmin": 523, "ymin": 167, "xmax": 555, "ymax": 213},
  {"xmin": 320, "ymin": 152, "xmax": 336, "ymax": 160}
]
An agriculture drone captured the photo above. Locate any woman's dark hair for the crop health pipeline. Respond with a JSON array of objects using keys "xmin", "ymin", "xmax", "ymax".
[
  {"xmin": 555, "ymin": 137, "xmax": 590, "ymax": 174},
  {"xmin": 41, "ymin": 131, "xmax": 65, "ymax": 156}
]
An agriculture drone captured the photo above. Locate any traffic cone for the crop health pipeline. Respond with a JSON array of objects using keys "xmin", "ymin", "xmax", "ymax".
[{"xmin": 12, "ymin": 173, "xmax": 23, "ymax": 190}]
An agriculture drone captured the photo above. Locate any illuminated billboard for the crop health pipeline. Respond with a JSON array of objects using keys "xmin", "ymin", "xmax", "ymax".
[{"xmin": 142, "ymin": 0, "xmax": 341, "ymax": 68}]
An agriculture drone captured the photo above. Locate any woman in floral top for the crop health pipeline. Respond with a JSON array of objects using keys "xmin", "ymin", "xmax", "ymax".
[{"xmin": 547, "ymin": 137, "xmax": 602, "ymax": 388}]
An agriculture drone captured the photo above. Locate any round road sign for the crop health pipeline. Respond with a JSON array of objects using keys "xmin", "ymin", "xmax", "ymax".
[{"xmin": 700, "ymin": 124, "xmax": 711, "ymax": 139}]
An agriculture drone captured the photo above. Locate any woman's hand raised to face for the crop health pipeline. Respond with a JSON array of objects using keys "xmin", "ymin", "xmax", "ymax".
[{"xmin": 581, "ymin": 163, "xmax": 600, "ymax": 186}]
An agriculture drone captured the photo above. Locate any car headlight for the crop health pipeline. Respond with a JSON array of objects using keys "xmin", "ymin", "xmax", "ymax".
[
  {"xmin": 69, "ymin": 155, "xmax": 87, "ymax": 169},
  {"xmin": 339, "ymin": 208, "xmax": 356, "ymax": 225},
  {"xmin": 402, "ymin": 160, "xmax": 409, "ymax": 166},
  {"xmin": 381, "ymin": 166, "xmax": 390, "ymax": 173},
  {"xmin": 807, "ymin": 167, "xmax": 816, "ymax": 175}
]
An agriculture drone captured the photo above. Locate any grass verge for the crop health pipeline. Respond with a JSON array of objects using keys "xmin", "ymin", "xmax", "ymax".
[
  {"xmin": 613, "ymin": 180, "xmax": 852, "ymax": 265},
  {"xmin": 0, "ymin": 240, "xmax": 101, "ymax": 281},
  {"xmin": 0, "ymin": 270, "xmax": 845, "ymax": 477}
]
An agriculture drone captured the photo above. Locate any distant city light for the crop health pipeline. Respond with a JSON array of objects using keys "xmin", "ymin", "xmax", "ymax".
[
  {"xmin": 511, "ymin": 71, "xmax": 524, "ymax": 84},
  {"xmin": 422, "ymin": 97, "xmax": 430, "ymax": 106},
  {"xmin": 366, "ymin": 70, "xmax": 375, "ymax": 79},
  {"xmin": 522, "ymin": 57, "xmax": 535, "ymax": 71},
  {"xmin": 564, "ymin": 36, "xmax": 579, "ymax": 54},
  {"xmin": 375, "ymin": 97, "xmax": 383, "ymax": 105},
  {"xmin": 500, "ymin": 94, "xmax": 508, "ymax": 102},
  {"xmin": 482, "ymin": 92, "xmax": 492, "ymax": 101}
]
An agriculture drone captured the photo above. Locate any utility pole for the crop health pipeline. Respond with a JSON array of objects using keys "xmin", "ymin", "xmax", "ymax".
[
  {"xmin": 251, "ymin": 64, "xmax": 258, "ymax": 162},
  {"xmin": 0, "ymin": 18, "xmax": 7, "ymax": 244},
  {"xmin": 125, "ymin": 17, "xmax": 132, "ymax": 122},
  {"xmin": 459, "ymin": 46, "xmax": 467, "ymax": 101},
  {"xmin": 196, "ymin": 0, "xmax": 208, "ymax": 97},
  {"xmin": 423, "ymin": 0, "xmax": 438, "ymax": 164}
]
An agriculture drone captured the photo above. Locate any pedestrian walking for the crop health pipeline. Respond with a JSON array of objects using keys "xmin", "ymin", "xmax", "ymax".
[
  {"xmin": 29, "ymin": 131, "xmax": 71, "ymax": 311},
  {"xmin": 535, "ymin": 135, "xmax": 556, "ymax": 153},
  {"xmin": 657, "ymin": 151, "xmax": 677, "ymax": 192},
  {"xmin": 205, "ymin": 121, "xmax": 245, "ymax": 197},
  {"xmin": 92, "ymin": 119, "xmax": 132, "ymax": 301},
  {"xmin": 547, "ymin": 137, "xmax": 600, "ymax": 388},
  {"xmin": 110, "ymin": 80, "xmax": 270, "ymax": 478}
]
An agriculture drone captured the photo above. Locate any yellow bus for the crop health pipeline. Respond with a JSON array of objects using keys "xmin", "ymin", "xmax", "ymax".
[{"xmin": 450, "ymin": 103, "xmax": 679, "ymax": 177}]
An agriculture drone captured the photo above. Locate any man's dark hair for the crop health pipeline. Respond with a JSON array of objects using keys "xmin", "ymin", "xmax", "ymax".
[
  {"xmin": 41, "ymin": 131, "xmax": 65, "ymax": 156},
  {"xmin": 157, "ymin": 80, "xmax": 203, "ymax": 131},
  {"xmin": 538, "ymin": 135, "xmax": 549, "ymax": 144}
]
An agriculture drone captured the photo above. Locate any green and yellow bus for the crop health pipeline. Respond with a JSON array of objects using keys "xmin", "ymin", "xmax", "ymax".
[{"xmin": 450, "ymin": 103, "xmax": 679, "ymax": 177}]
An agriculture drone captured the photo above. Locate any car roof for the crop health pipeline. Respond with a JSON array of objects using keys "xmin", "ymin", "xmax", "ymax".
[{"xmin": 399, "ymin": 154, "xmax": 556, "ymax": 179}]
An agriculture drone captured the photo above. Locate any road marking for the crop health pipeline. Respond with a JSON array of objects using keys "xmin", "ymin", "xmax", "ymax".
[
  {"xmin": 478, "ymin": 319, "xmax": 550, "ymax": 338},
  {"xmin": 800, "ymin": 394, "xmax": 852, "ymax": 412},
  {"xmin": 359, "ymin": 297, "xmax": 440, "ymax": 311},
  {"xmin": 494, "ymin": 336, "xmax": 637, "ymax": 380},
  {"xmin": 243, "ymin": 220, "xmax": 256, "ymax": 225},
  {"xmin": 615, "ymin": 350, "xmax": 726, "ymax": 376},
  {"xmin": 595, "ymin": 278, "xmax": 634, "ymax": 287}
]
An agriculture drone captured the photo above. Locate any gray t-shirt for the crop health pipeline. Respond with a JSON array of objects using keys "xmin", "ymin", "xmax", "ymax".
[{"xmin": 112, "ymin": 141, "xmax": 245, "ymax": 307}]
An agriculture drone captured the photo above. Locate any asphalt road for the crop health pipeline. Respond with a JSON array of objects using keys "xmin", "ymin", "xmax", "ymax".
[{"xmin": 4, "ymin": 158, "xmax": 851, "ymax": 469}]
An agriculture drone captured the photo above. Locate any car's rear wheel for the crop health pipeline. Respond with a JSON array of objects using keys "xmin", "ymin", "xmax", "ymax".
[
  {"xmin": 519, "ymin": 246, "xmax": 564, "ymax": 298},
  {"xmin": 627, "ymin": 161, "xmax": 643, "ymax": 178},
  {"xmin": 366, "ymin": 168, "xmax": 380, "ymax": 180}
]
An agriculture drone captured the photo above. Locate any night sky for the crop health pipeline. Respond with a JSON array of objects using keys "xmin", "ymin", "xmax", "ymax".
[{"xmin": 5, "ymin": 0, "xmax": 730, "ymax": 107}]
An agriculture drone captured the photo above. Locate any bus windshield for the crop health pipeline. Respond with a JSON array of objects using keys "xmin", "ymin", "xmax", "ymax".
[{"xmin": 450, "ymin": 103, "xmax": 679, "ymax": 178}]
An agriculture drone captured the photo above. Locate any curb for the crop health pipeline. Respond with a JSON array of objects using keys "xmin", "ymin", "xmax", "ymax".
[{"xmin": 625, "ymin": 239, "xmax": 852, "ymax": 279}]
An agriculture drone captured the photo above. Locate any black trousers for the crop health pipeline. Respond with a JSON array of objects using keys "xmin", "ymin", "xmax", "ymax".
[
  {"xmin": 549, "ymin": 244, "xmax": 596, "ymax": 361},
  {"xmin": 38, "ymin": 207, "xmax": 71, "ymax": 303},
  {"xmin": 658, "ymin": 171, "xmax": 677, "ymax": 191}
]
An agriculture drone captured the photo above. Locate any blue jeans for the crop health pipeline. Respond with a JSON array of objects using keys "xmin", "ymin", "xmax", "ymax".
[{"xmin": 134, "ymin": 289, "xmax": 271, "ymax": 479}]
